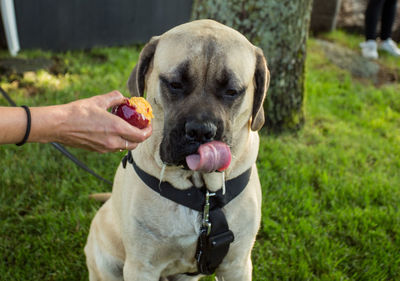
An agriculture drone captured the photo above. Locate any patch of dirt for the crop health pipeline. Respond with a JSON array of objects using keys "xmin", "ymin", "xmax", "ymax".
[
  {"xmin": 315, "ymin": 39, "xmax": 399, "ymax": 86},
  {"xmin": 0, "ymin": 56, "xmax": 68, "ymax": 99},
  {"xmin": 0, "ymin": 57, "xmax": 54, "ymax": 75},
  {"xmin": 49, "ymin": 56, "xmax": 69, "ymax": 75},
  {"xmin": 376, "ymin": 66, "xmax": 398, "ymax": 86},
  {"xmin": 2, "ymin": 79, "xmax": 43, "ymax": 97},
  {"xmin": 23, "ymin": 84, "xmax": 42, "ymax": 96},
  {"xmin": 0, "ymin": 57, "xmax": 62, "ymax": 100},
  {"xmin": 0, "ymin": 56, "xmax": 69, "ymax": 77},
  {"xmin": 84, "ymin": 49, "xmax": 108, "ymax": 63}
]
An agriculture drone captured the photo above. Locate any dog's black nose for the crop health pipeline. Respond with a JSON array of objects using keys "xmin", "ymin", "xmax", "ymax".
[{"xmin": 185, "ymin": 121, "xmax": 217, "ymax": 143}]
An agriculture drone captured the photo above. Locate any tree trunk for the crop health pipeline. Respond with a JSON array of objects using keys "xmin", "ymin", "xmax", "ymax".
[
  {"xmin": 192, "ymin": 0, "xmax": 313, "ymax": 132},
  {"xmin": 310, "ymin": 0, "xmax": 342, "ymax": 33}
]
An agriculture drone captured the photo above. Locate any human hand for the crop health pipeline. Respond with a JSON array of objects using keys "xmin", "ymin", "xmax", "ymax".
[{"xmin": 47, "ymin": 91, "xmax": 152, "ymax": 153}]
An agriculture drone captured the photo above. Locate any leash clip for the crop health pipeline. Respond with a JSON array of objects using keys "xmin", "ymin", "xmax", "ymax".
[
  {"xmin": 122, "ymin": 151, "xmax": 133, "ymax": 168},
  {"xmin": 202, "ymin": 191, "xmax": 216, "ymax": 235}
]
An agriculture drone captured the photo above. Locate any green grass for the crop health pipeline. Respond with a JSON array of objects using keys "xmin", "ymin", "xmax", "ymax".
[{"xmin": 1, "ymin": 31, "xmax": 400, "ymax": 280}]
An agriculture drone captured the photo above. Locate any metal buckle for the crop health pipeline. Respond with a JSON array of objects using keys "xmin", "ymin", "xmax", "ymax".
[{"xmin": 202, "ymin": 191, "xmax": 216, "ymax": 235}]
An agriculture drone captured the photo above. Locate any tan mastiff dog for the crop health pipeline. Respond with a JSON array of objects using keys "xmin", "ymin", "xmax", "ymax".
[{"xmin": 85, "ymin": 19, "xmax": 269, "ymax": 281}]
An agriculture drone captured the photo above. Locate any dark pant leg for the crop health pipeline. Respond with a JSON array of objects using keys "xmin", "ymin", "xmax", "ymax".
[
  {"xmin": 365, "ymin": 0, "xmax": 385, "ymax": 40},
  {"xmin": 380, "ymin": 0, "xmax": 398, "ymax": 40}
]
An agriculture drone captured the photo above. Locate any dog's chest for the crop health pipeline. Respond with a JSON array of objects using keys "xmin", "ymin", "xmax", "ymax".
[
  {"xmin": 126, "ymin": 199, "xmax": 201, "ymax": 274},
  {"xmin": 134, "ymin": 201, "xmax": 200, "ymax": 240},
  {"xmin": 122, "ymin": 189, "xmax": 201, "ymax": 264}
]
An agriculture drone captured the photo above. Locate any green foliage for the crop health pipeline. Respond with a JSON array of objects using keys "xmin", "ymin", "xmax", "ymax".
[
  {"xmin": 253, "ymin": 37, "xmax": 400, "ymax": 280},
  {"xmin": 0, "ymin": 46, "xmax": 140, "ymax": 280},
  {"xmin": 1, "ymin": 30, "xmax": 400, "ymax": 280}
]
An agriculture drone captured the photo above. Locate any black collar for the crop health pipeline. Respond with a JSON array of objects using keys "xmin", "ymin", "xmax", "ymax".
[{"xmin": 122, "ymin": 151, "xmax": 251, "ymax": 211}]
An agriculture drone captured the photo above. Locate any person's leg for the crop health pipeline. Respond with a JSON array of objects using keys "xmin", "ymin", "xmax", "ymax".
[
  {"xmin": 361, "ymin": 0, "xmax": 383, "ymax": 58},
  {"xmin": 379, "ymin": 0, "xmax": 400, "ymax": 56},
  {"xmin": 380, "ymin": 0, "xmax": 397, "ymax": 40},
  {"xmin": 365, "ymin": 0, "xmax": 385, "ymax": 40}
]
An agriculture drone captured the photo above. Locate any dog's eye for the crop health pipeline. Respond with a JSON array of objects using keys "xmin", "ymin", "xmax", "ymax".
[
  {"xmin": 159, "ymin": 76, "xmax": 184, "ymax": 96},
  {"xmin": 224, "ymin": 89, "xmax": 238, "ymax": 97},
  {"xmin": 169, "ymin": 82, "xmax": 183, "ymax": 90}
]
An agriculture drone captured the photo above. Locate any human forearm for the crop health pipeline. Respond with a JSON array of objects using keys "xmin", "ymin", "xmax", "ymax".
[
  {"xmin": 0, "ymin": 91, "xmax": 152, "ymax": 152},
  {"xmin": 0, "ymin": 105, "xmax": 68, "ymax": 144},
  {"xmin": 0, "ymin": 106, "xmax": 26, "ymax": 144},
  {"xmin": 29, "ymin": 105, "xmax": 67, "ymax": 143}
]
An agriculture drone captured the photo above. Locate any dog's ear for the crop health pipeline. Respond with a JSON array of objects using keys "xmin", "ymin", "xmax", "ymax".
[
  {"xmin": 251, "ymin": 47, "xmax": 270, "ymax": 131},
  {"xmin": 127, "ymin": 36, "xmax": 160, "ymax": 97}
]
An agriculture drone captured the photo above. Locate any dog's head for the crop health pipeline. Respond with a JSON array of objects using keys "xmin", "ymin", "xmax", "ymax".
[{"xmin": 127, "ymin": 20, "xmax": 269, "ymax": 168}]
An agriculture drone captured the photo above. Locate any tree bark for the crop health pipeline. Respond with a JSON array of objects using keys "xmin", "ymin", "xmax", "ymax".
[{"xmin": 192, "ymin": 0, "xmax": 313, "ymax": 132}]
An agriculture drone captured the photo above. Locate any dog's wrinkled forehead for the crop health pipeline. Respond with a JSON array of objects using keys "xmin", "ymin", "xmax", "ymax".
[{"xmin": 153, "ymin": 23, "xmax": 256, "ymax": 86}]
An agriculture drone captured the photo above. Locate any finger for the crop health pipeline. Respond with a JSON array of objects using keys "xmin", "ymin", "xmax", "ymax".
[
  {"xmin": 103, "ymin": 137, "xmax": 129, "ymax": 153},
  {"xmin": 140, "ymin": 124, "xmax": 153, "ymax": 139},
  {"xmin": 124, "ymin": 140, "xmax": 138, "ymax": 151},
  {"xmin": 112, "ymin": 138, "xmax": 137, "ymax": 152},
  {"xmin": 119, "ymin": 123, "xmax": 153, "ymax": 144},
  {"xmin": 97, "ymin": 91, "xmax": 126, "ymax": 109}
]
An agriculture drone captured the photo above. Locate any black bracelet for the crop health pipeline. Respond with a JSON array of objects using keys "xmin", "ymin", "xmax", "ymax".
[{"xmin": 16, "ymin": 105, "xmax": 31, "ymax": 146}]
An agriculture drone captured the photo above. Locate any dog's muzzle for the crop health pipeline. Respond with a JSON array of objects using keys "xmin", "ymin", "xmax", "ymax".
[{"xmin": 160, "ymin": 117, "xmax": 224, "ymax": 167}]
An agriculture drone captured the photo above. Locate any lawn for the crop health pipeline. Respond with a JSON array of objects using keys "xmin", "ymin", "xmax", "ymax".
[{"xmin": 1, "ymin": 31, "xmax": 400, "ymax": 280}]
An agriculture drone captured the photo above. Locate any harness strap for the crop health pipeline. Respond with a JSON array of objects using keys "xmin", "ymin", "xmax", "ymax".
[
  {"xmin": 122, "ymin": 151, "xmax": 250, "ymax": 275},
  {"xmin": 123, "ymin": 151, "xmax": 251, "ymax": 212}
]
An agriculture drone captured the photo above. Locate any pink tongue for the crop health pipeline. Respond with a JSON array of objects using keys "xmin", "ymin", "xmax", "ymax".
[{"xmin": 185, "ymin": 141, "xmax": 231, "ymax": 173}]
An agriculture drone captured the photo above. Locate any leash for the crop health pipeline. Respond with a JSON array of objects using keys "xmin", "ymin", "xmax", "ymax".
[
  {"xmin": 122, "ymin": 151, "xmax": 251, "ymax": 275},
  {"xmin": 0, "ymin": 86, "xmax": 113, "ymax": 186}
]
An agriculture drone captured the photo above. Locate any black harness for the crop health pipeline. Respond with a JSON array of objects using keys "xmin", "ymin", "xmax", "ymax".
[{"xmin": 122, "ymin": 151, "xmax": 251, "ymax": 276}]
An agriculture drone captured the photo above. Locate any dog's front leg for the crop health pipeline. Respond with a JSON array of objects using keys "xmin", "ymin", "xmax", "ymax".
[
  {"xmin": 123, "ymin": 258, "xmax": 161, "ymax": 281},
  {"xmin": 215, "ymin": 257, "xmax": 252, "ymax": 281}
]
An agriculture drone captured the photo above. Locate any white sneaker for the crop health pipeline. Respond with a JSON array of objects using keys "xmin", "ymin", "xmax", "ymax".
[
  {"xmin": 360, "ymin": 40, "xmax": 378, "ymax": 59},
  {"xmin": 379, "ymin": 38, "xmax": 400, "ymax": 57}
]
